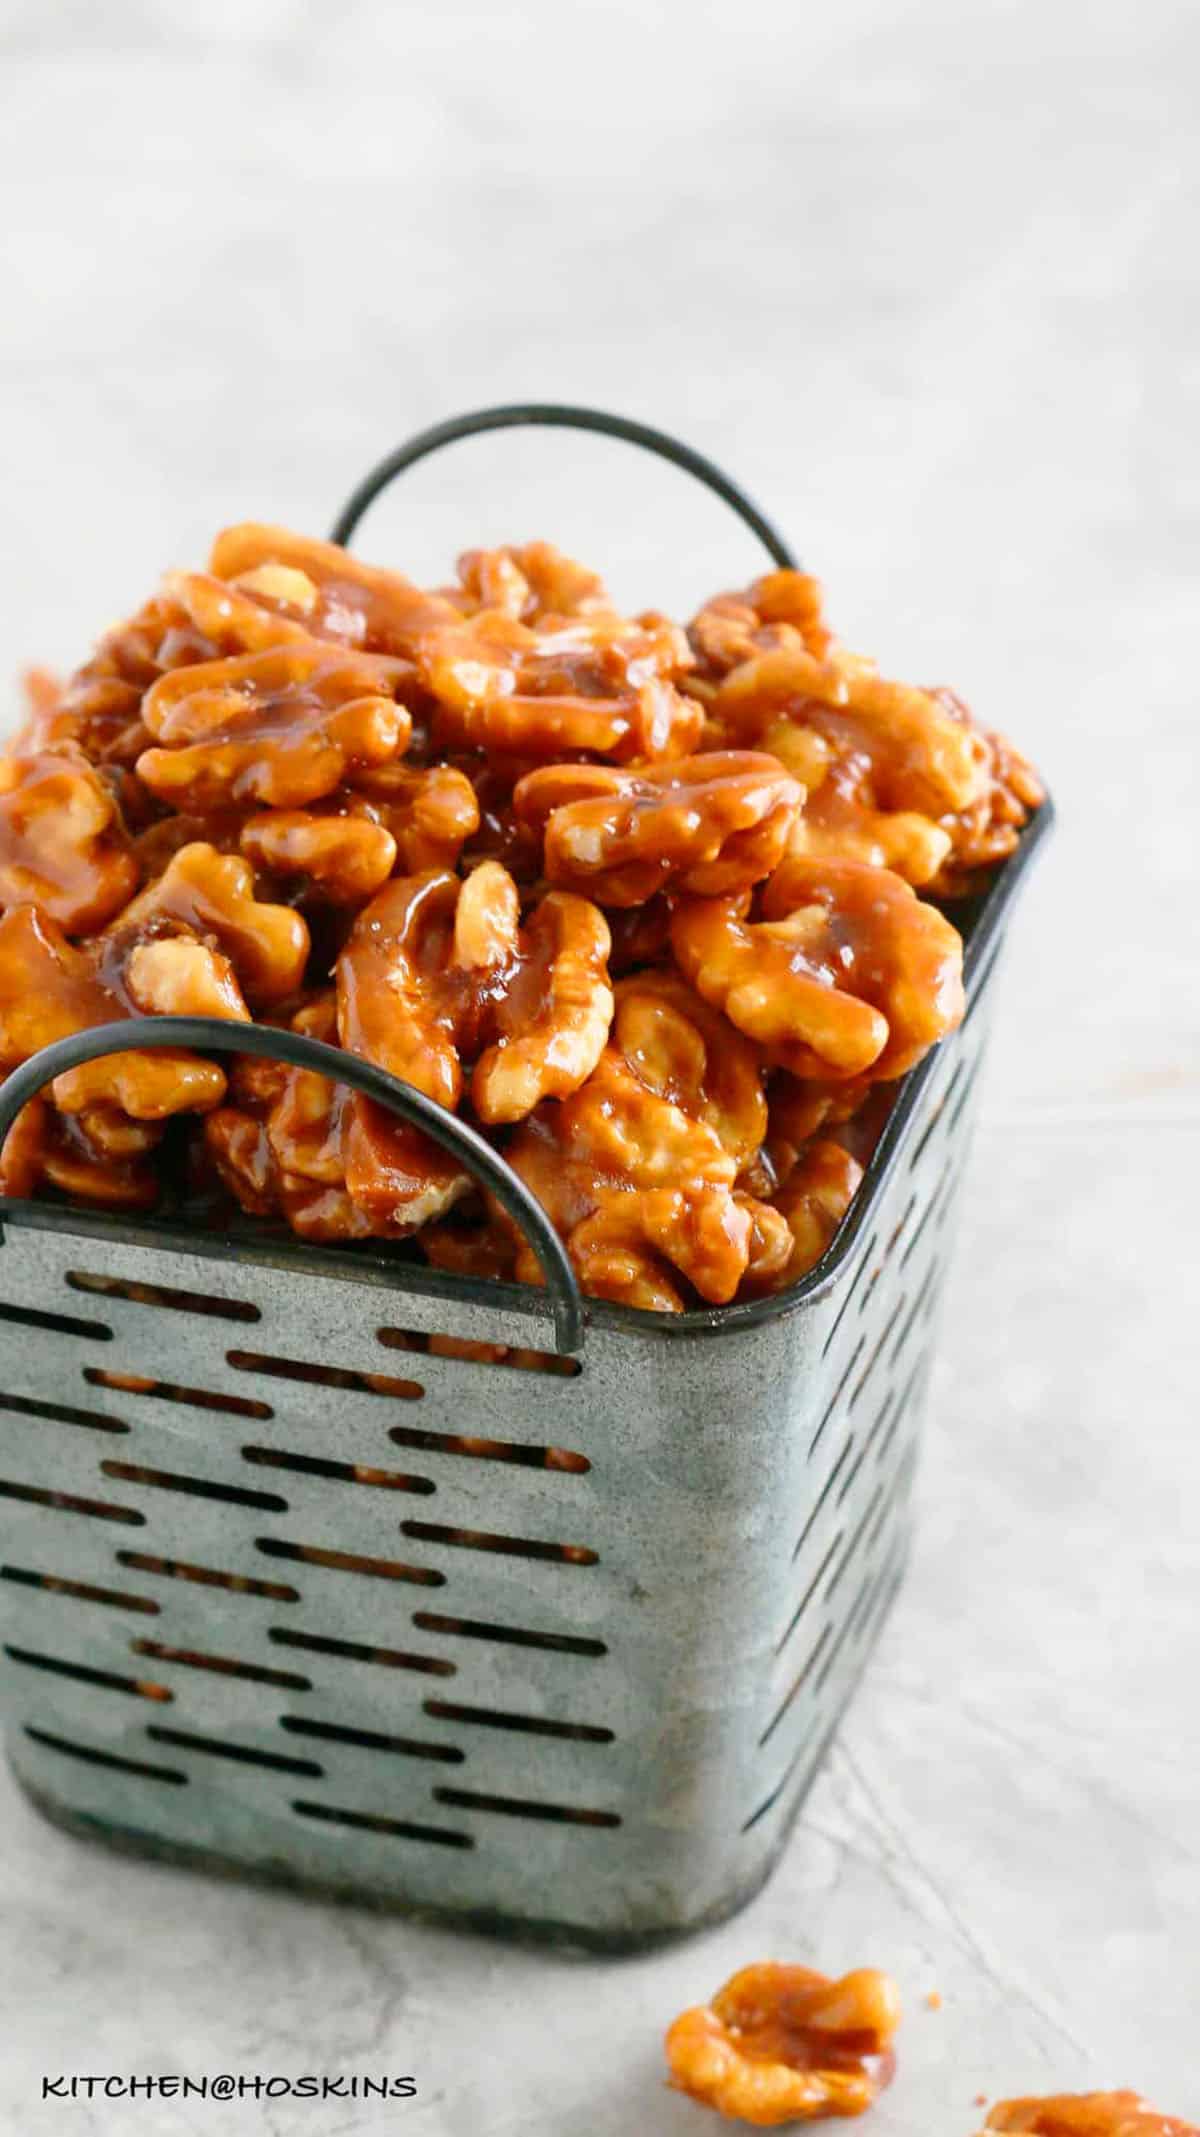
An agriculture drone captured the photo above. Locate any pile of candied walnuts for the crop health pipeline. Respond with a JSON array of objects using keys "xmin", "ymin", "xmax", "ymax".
[{"xmin": 0, "ymin": 528, "xmax": 1042, "ymax": 1311}]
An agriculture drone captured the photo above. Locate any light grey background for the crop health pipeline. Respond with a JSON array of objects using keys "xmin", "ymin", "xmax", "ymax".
[{"xmin": 1, "ymin": 0, "xmax": 1198, "ymax": 2129}]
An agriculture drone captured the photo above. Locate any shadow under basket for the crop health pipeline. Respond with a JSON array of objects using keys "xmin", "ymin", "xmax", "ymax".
[{"xmin": 0, "ymin": 409, "xmax": 1053, "ymax": 1948}]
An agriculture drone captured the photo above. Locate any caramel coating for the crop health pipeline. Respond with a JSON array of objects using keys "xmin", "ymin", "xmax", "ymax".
[
  {"xmin": 113, "ymin": 844, "xmax": 308, "ymax": 1009},
  {"xmin": 665, "ymin": 1961, "xmax": 901, "ymax": 2125},
  {"xmin": 0, "ymin": 751, "xmax": 139, "ymax": 932},
  {"xmin": 138, "ymin": 644, "xmax": 412, "ymax": 810},
  {"xmin": 513, "ymin": 751, "xmax": 802, "ymax": 904},
  {"xmin": 983, "ymin": 2096, "xmax": 1198, "ymax": 2137}
]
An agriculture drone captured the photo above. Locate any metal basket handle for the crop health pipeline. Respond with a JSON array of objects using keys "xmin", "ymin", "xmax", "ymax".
[
  {"xmin": 328, "ymin": 401, "xmax": 798, "ymax": 569},
  {"xmin": 0, "ymin": 1017, "xmax": 585, "ymax": 1355}
]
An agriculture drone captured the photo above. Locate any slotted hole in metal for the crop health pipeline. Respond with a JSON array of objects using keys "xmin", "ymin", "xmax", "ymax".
[
  {"xmin": 792, "ymin": 1437, "xmax": 856, "ymax": 1562},
  {"xmin": 824, "ymin": 1485, "xmax": 885, "ymax": 1606},
  {"xmin": 820, "ymin": 1236, "xmax": 877, "ymax": 1359},
  {"xmin": 0, "ymin": 1389, "xmax": 127, "ymax": 1433},
  {"xmin": 117, "ymin": 1550, "xmax": 299, "ymax": 1604},
  {"xmin": 291, "ymin": 1799, "xmax": 473, "ymax": 1848},
  {"xmin": 83, "ymin": 1367, "xmax": 272, "ymax": 1422},
  {"xmin": 809, "ymin": 1334, "xmax": 866, "ymax": 1458},
  {"xmin": 423, "ymin": 1699, "xmax": 614, "ymax": 1744},
  {"xmin": 433, "ymin": 1785, "xmax": 620, "ymax": 1827},
  {"xmin": 130, "ymin": 1639, "xmax": 311, "ymax": 1691},
  {"xmin": 227, "ymin": 1350, "xmax": 423, "ymax": 1400},
  {"xmin": 24, "ymin": 1725, "xmax": 187, "ymax": 1786},
  {"xmin": 4, "ymin": 1643, "xmax": 171, "ymax": 1701},
  {"xmin": 900, "ymin": 1147, "xmax": 957, "ymax": 1270},
  {"xmin": 378, "ymin": 1328, "xmax": 580, "ymax": 1378},
  {"xmin": 742, "ymin": 1717, "xmax": 836, "ymax": 1834},
  {"xmin": 758, "ymin": 1622, "xmax": 833, "ymax": 1748},
  {"xmin": 242, "ymin": 1447, "xmax": 435, "ymax": 1495},
  {"xmin": 256, "ymin": 1539, "xmax": 444, "ymax": 1586},
  {"xmin": 278, "ymin": 1716, "xmax": 463, "ymax": 1764},
  {"xmin": 0, "ymin": 1481, "xmax": 142, "ymax": 1524},
  {"xmin": 100, "ymin": 1461, "xmax": 287, "ymax": 1513},
  {"xmin": 401, "ymin": 1521, "xmax": 598, "ymax": 1567},
  {"xmin": 0, "ymin": 1300, "xmax": 111, "ymax": 1341},
  {"xmin": 387, "ymin": 1425, "xmax": 589, "ymax": 1474},
  {"xmin": 847, "ymin": 1294, "xmax": 908, "ymax": 1414},
  {"xmin": 65, "ymin": 1271, "xmax": 260, "ymax": 1322},
  {"xmin": 268, "ymin": 1628, "xmax": 455, "ymax": 1676},
  {"xmin": 0, "ymin": 1565, "xmax": 158, "ymax": 1615},
  {"xmin": 146, "ymin": 1724, "xmax": 322, "ymax": 1777},
  {"xmin": 412, "ymin": 1611, "xmax": 606, "ymax": 1659},
  {"xmin": 775, "ymin": 1527, "xmax": 845, "ymax": 1661}
]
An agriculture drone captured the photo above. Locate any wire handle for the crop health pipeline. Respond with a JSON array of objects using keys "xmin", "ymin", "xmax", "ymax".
[
  {"xmin": 0, "ymin": 1018, "xmax": 585, "ymax": 1356},
  {"xmin": 329, "ymin": 401, "xmax": 798, "ymax": 570}
]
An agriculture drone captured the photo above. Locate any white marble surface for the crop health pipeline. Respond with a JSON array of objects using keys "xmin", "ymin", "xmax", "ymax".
[{"xmin": 1, "ymin": 0, "xmax": 1198, "ymax": 2128}]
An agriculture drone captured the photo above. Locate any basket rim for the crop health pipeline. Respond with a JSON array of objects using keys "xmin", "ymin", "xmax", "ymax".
[{"xmin": 0, "ymin": 798, "xmax": 1053, "ymax": 1349}]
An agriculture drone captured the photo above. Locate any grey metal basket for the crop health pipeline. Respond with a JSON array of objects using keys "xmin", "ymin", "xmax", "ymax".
[{"xmin": 0, "ymin": 411, "xmax": 1051, "ymax": 1946}]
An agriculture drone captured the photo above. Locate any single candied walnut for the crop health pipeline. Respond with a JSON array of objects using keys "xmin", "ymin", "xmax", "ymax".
[
  {"xmin": 665, "ymin": 1962, "xmax": 901, "ymax": 2126},
  {"xmin": 613, "ymin": 969, "xmax": 767, "ymax": 1165},
  {"xmin": 569, "ymin": 1183, "xmax": 758, "ymax": 1309},
  {"xmin": 209, "ymin": 524, "xmax": 462, "ymax": 657},
  {"xmin": 336, "ymin": 864, "xmax": 613, "ymax": 1124},
  {"xmin": 672, "ymin": 856, "xmax": 964, "ymax": 1083},
  {"xmin": 981, "ymin": 2095, "xmax": 1198, "ymax": 2137},
  {"xmin": 419, "ymin": 606, "xmax": 701, "ymax": 764},
  {"xmin": 20, "ymin": 591, "xmax": 198, "ymax": 771},
  {"xmin": 345, "ymin": 760, "xmax": 481, "ymax": 872},
  {"xmin": 240, "ymin": 809, "xmax": 398, "ymax": 905},
  {"xmin": 761, "ymin": 1140, "xmax": 864, "ymax": 1289},
  {"xmin": 0, "ymin": 749, "xmax": 140, "ymax": 933},
  {"xmin": 714, "ymin": 640, "xmax": 987, "ymax": 817},
  {"xmin": 766, "ymin": 719, "xmax": 955, "ymax": 887},
  {"xmin": 929, "ymin": 701, "xmax": 1048, "ymax": 896},
  {"xmin": 0, "ymin": 905, "xmax": 227, "ymax": 1120},
  {"xmin": 473, "ymin": 891, "xmax": 613, "ymax": 1125},
  {"xmin": 512, "ymin": 752, "xmax": 803, "ymax": 905},
  {"xmin": 111, "ymin": 843, "xmax": 308, "ymax": 1009},
  {"xmin": 0, "ymin": 1092, "xmax": 160, "ymax": 1210},
  {"xmin": 453, "ymin": 541, "xmax": 610, "ymax": 621},
  {"xmin": 206, "ymin": 995, "xmax": 467, "ymax": 1240},
  {"xmin": 688, "ymin": 572, "xmax": 836, "ymax": 683},
  {"xmin": 124, "ymin": 937, "xmax": 250, "ymax": 1022},
  {"xmin": 137, "ymin": 643, "xmax": 413, "ymax": 811}
]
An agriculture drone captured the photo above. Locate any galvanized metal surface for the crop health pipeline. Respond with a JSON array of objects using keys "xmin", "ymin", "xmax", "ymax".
[{"xmin": 0, "ymin": 815, "xmax": 1046, "ymax": 1948}]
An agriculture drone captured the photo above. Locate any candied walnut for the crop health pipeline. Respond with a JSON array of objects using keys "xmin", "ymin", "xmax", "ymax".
[
  {"xmin": 206, "ymin": 998, "xmax": 466, "ymax": 1240},
  {"xmin": 672, "ymin": 857, "xmax": 964, "ymax": 1083},
  {"xmin": 473, "ymin": 891, "xmax": 612, "ymax": 1125},
  {"xmin": 345, "ymin": 760, "xmax": 481, "ymax": 872},
  {"xmin": 209, "ymin": 524, "xmax": 461, "ymax": 656},
  {"xmin": 689, "ymin": 572, "xmax": 836, "ymax": 682},
  {"xmin": 613, "ymin": 969, "xmax": 767, "ymax": 1165},
  {"xmin": 21, "ymin": 592, "xmax": 198, "ymax": 771},
  {"xmin": 665, "ymin": 1962, "xmax": 901, "ymax": 2126},
  {"xmin": 240, "ymin": 809, "xmax": 397, "ymax": 906},
  {"xmin": 760, "ymin": 1140, "xmax": 864, "ymax": 1289},
  {"xmin": 766, "ymin": 718, "xmax": 955, "ymax": 887},
  {"xmin": 336, "ymin": 865, "xmax": 612, "ymax": 1124},
  {"xmin": 0, "ymin": 1092, "xmax": 160, "ymax": 1210},
  {"xmin": 453, "ymin": 541, "xmax": 610, "ymax": 621},
  {"xmin": 714, "ymin": 641, "xmax": 986, "ymax": 816},
  {"xmin": 982, "ymin": 2095, "xmax": 1198, "ymax": 2137},
  {"xmin": 513, "ymin": 752, "xmax": 802, "ymax": 905},
  {"xmin": 0, "ymin": 906, "xmax": 227, "ymax": 1122},
  {"xmin": 137, "ymin": 644, "xmax": 412, "ymax": 811},
  {"xmin": 569, "ymin": 1183, "xmax": 756, "ymax": 1309},
  {"xmin": 111, "ymin": 843, "xmax": 308, "ymax": 1009},
  {"xmin": 929, "ymin": 701, "xmax": 1048, "ymax": 896},
  {"xmin": 123, "ymin": 937, "xmax": 250, "ymax": 1022},
  {"xmin": 0, "ymin": 750, "xmax": 139, "ymax": 934},
  {"xmin": 163, "ymin": 569, "xmax": 326, "ymax": 657},
  {"xmin": 420, "ymin": 607, "xmax": 701, "ymax": 764}
]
